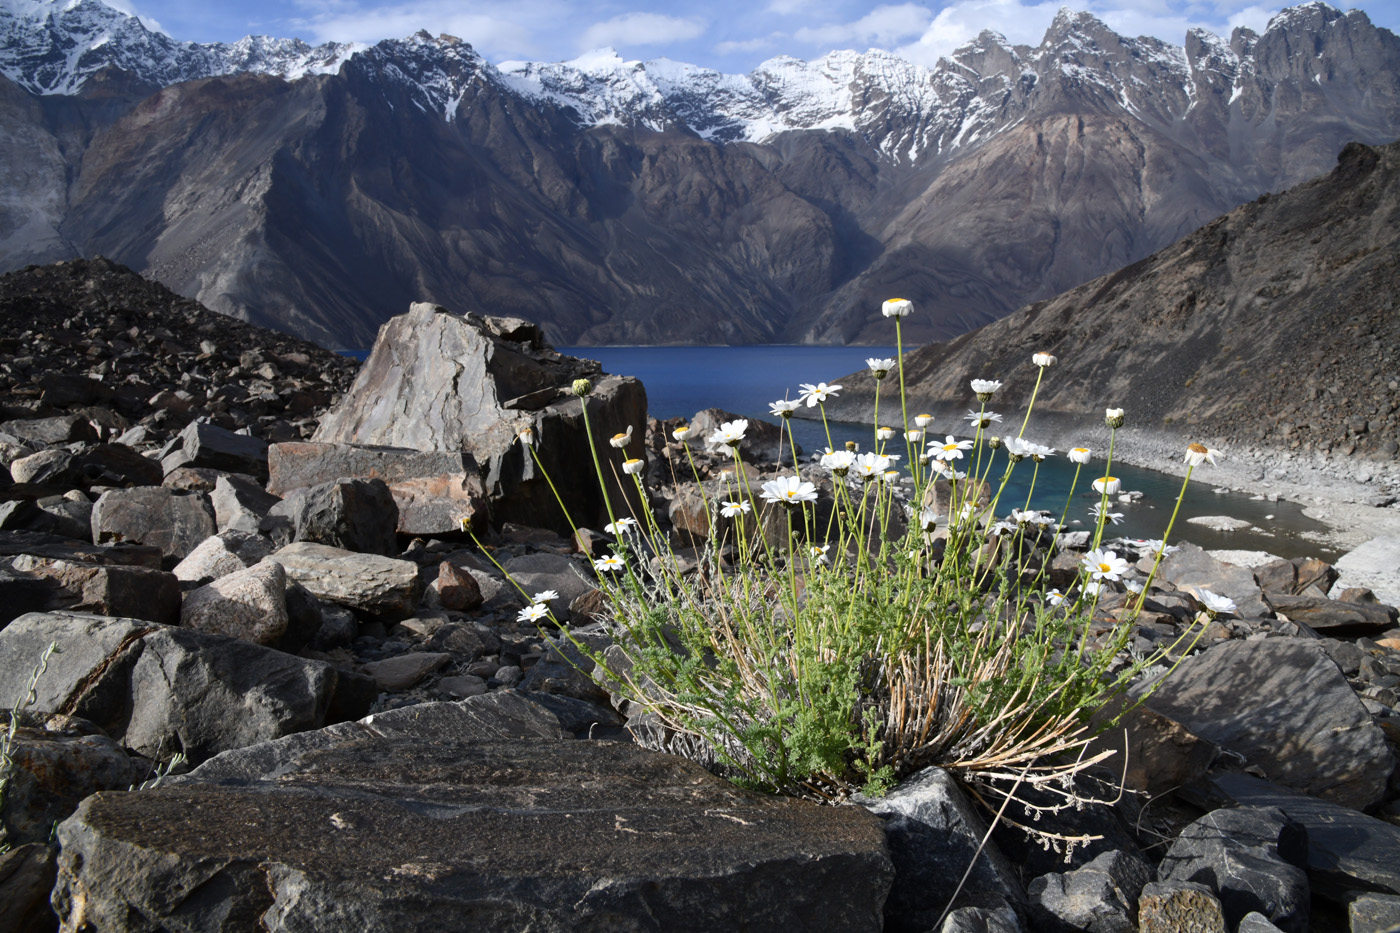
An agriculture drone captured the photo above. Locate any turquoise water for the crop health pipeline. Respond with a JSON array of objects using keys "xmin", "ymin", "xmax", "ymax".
[{"xmin": 566, "ymin": 346, "xmax": 1337, "ymax": 560}]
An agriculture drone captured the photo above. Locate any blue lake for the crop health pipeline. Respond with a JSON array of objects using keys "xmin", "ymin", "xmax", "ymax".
[{"xmin": 565, "ymin": 346, "xmax": 1337, "ymax": 560}]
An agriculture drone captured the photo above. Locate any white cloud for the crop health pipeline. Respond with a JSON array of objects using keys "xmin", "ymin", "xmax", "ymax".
[
  {"xmin": 792, "ymin": 3, "xmax": 932, "ymax": 47},
  {"xmin": 716, "ymin": 34, "xmax": 784, "ymax": 54},
  {"xmin": 578, "ymin": 12, "xmax": 707, "ymax": 51}
]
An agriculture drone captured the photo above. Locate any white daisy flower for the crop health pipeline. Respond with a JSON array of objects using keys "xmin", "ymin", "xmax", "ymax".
[
  {"xmin": 609, "ymin": 425, "xmax": 633, "ymax": 448},
  {"xmin": 1090, "ymin": 504, "xmax": 1125, "ymax": 525},
  {"xmin": 720, "ymin": 500, "xmax": 751, "ymax": 518},
  {"xmin": 970, "ymin": 379, "xmax": 1002, "ymax": 399},
  {"xmin": 809, "ymin": 544, "xmax": 831, "ymax": 564},
  {"xmin": 760, "ymin": 475, "xmax": 818, "ymax": 506},
  {"xmin": 917, "ymin": 507, "xmax": 938, "ymax": 531},
  {"xmin": 1068, "ymin": 447, "xmax": 1091, "ymax": 464},
  {"xmin": 1046, "ymin": 589, "xmax": 1066, "ymax": 606},
  {"xmin": 1003, "ymin": 437, "xmax": 1033, "ymax": 462},
  {"xmin": 1105, "ymin": 407, "xmax": 1126, "ymax": 428},
  {"xmin": 798, "ymin": 382, "xmax": 842, "ymax": 407},
  {"xmin": 517, "ymin": 603, "xmax": 550, "ymax": 623},
  {"xmin": 1032, "ymin": 351, "xmax": 1057, "ymax": 367},
  {"xmin": 593, "ymin": 554, "xmax": 624, "ymax": 573},
  {"xmin": 914, "ymin": 413, "xmax": 934, "ymax": 428},
  {"xmin": 820, "ymin": 449, "xmax": 857, "ymax": 475},
  {"xmin": 1083, "ymin": 580, "xmax": 1105, "ymax": 598},
  {"xmin": 853, "ymin": 452, "xmax": 893, "ymax": 480},
  {"xmin": 930, "ymin": 435, "xmax": 973, "ymax": 460},
  {"xmin": 965, "ymin": 410, "xmax": 1003, "ymax": 429},
  {"xmin": 622, "ymin": 458, "xmax": 645, "ymax": 475},
  {"xmin": 1092, "ymin": 476, "xmax": 1122, "ymax": 495},
  {"xmin": 867, "ymin": 358, "xmax": 897, "ymax": 379},
  {"xmin": 533, "ymin": 590, "xmax": 560, "ymax": 603},
  {"xmin": 1183, "ymin": 443, "xmax": 1223, "ymax": 467},
  {"xmin": 1198, "ymin": 589, "xmax": 1237, "ymax": 616},
  {"xmin": 881, "ymin": 298, "xmax": 913, "ymax": 317},
  {"xmin": 604, "ymin": 518, "xmax": 638, "ymax": 535},
  {"xmin": 1083, "ymin": 548, "xmax": 1130, "ymax": 582},
  {"xmin": 905, "ymin": 429, "xmax": 924, "ymax": 443},
  {"xmin": 876, "ymin": 426, "xmax": 896, "ymax": 440},
  {"xmin": 707, "ymin": 419, "xmax": 749, "ymax": 449},
  {"xmin": 769, "ymin": 399, "xmax": 800, "ymax": 419},
  {"xmin": 672, "ymin": 425, "xmax": 692, "ymax": 441}
]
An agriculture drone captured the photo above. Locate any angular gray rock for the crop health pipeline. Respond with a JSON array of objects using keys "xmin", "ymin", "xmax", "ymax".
[
  {"xmin": 1208, "ymin": 772, "xmax": 1400, "ymax": 902},
  {"xmin": 0, "ymin": 529, "xmax": 162, "ymax": 569},
  {"xmin": 1157, "ymin": 807, "xmax": 1309, "ymax": 933},
  {"xmin": 180, "ymin": 559, "xmax": 289, "ymax": 645},
  {"xmin": 0, "ymin": 611, "xmax": 341, "ymax": 765},
  {"xmin": 90, "ymin": 486, "xmax": 217, "ymax": 566},
  {"xmin": 266, "ymin": 476, "xmax": 399, "ymax": 556},
  {"xmin": 8, "ymin": 447, "xmax": 75, "ymax": 485},
  {"xmin": 4, "ymin": 555, "xmax": 180, "ymax": 626},
  {"xmin": 939, "ymin": 906, "xmax": 1023, "ymax": 933},
  {"xmin": 1155, "ymin": 543, "xmax": 1270, "ymax": 619},
  {"xmin": 359, "ymin": 651, "xmax": 450, "ymax": 691},
  {"xmin": 858, "ymin": 767, "xmax": 1024, "ymax": 932},
  {"xmin": 159, "ymin": 420, "xmax": 270, "ymax": 480},
  {"xmin": 1144, "ymin": 638, "xmax": 1394, "ymax": 809},
  {"xmin": 268, "ymin": 542, "xmax": 422, "ymax": 621},
  {"xmin": 267, "ymin": 442, "xmax": 488, "ymax": 536},
  {"xmin": 312, "ymin": 304, "xmax": 646, "ymax": 533},
  {"xmin": 1264, "ymin": 593, "xmax": 1396, "ymax": 637},
  {"xmin": 52, "ymin": 697, "xmax": 893, "ymax": 933},
  {"xmin": 210, "ymin": 473, "xmax": 281, "ymax": 534},
  {"xmin": 0, "ymin": 843, "xmax": 58, "ymax": 933},
  {"xmin": 171, "ymin": 530, "xmax": 274, "ymax": 583},
  {"xmin": 1349, "ymin": 894, "xmax": 1400, "ymax": 933},
  {"xmin": 0, "ymin": 711, "xmax": 145, "ymax": 848},
  {"xmin": 500, "ymin": 552, "xmax": 594, "ymax": 622},
  {"xmin": 1028, "ymin": 850, "xmax": 1150, "ymax": 933}
]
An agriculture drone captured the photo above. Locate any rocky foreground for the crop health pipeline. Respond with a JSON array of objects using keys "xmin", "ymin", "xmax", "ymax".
[{"xmin": 2, "ymin": 263, "xmax": 1400, "ymax": 931}]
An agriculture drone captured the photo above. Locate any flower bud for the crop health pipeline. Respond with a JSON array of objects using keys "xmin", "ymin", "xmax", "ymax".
[{"xmin": 571, "ymin": 378, "xmax": 593, "ymax": 397}]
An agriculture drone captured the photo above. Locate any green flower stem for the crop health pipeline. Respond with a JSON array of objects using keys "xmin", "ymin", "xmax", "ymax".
[
  {"xmin": 872, "ymin": 381, "xmax": 882, "ymax": 451},
  {"xmin": 1090, "ymin": 427, "xmax": 1118, "ymax": 551},
  {"xmin": 524, "ymin": 442, "xmax": 578, "ymax": 532},
  {"xmin": 577, "ymin": 397, "xmax": 621, "ymax": 533},
  {"xmin": 1128, "ymin": 464, "xmax": 1195, "ymax": 617},
  {"xmin": 1018, "ymin": 366, "xmax": 1045, "ymax": 439}
]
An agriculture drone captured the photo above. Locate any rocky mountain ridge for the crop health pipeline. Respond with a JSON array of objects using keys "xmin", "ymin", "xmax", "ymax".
[
  {"xmin": 1, "ymin": 0, "xmax": 1398, "ymax": 348},
  {"xmin": 818, "ymin": 139, "xmax": 1400, "ymax": 505}
]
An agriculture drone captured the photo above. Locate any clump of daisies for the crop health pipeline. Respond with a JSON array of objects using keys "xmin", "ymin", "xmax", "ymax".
[{"xmin": 477, "ymin": 307, "xmax": 1215, "ymax": 821}]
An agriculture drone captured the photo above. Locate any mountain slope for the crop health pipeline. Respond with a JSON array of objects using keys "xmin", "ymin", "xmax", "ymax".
[
  {"xmin": 821, "ymin": 139, "xmax": 1400, "ymax": 463},
  {"xmin": 1, "ymin": 0, "xmax": 1398, "ymax": 347}
]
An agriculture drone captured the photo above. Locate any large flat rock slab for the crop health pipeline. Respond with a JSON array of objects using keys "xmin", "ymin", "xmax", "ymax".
[
  {"xmin": 1144, "ymin": 638, "xmax": 1393, "ymax": 809},
  {"xmin": 53, "ymin": 701, "xmax": 893, "ymax": 932}
]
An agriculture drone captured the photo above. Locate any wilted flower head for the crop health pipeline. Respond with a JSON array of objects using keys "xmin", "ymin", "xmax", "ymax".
[
  {"xmin": 604, "ymin": 517, "xmax": 638, "ymax": 535},
  {"xmin": 517, "ymin": 603, "xmax": 550, "ymax": 623},
  {"xmin": 965, "ymin": 410, "xmax": 1003, "ymax": 429},
  {"xmin": 672, "ymin": 425, "xmax": 692, "ymax": 441},
  {"xmin": 1032, "ymin": 351, "xmax": 1057, "ymax": 367},
  {"xmin": 760, "ymin": 475, "xmax": 818, "ymax": 506},
  {"xmin": 905, "ymin": 429, "xmax": 924, "ymax": 443},
  {"xmin": 867, "ymin": 358, "xmax": 897, "ymax": 380},
  {"xmin": 1068, "ymin": 447, "xmax": 1091, "ymax": 464},
  {"xmin": 1183, "ymin": 443, "xmax": 1222, "ymax": 467},
  {"xmin": 720, "ymin": 500, "xmax": 751, "ymax": 519},
  {"xmin": 844, "ymin": 440, "xmax": 858, "ymax": 452},
  {"xmin": 881, "ymin": 297, "xmax": 913, "ymax": 318},
  {"xmin": 987, "ymin": 435, "xmax": 1002, "ymax": 449},
  {"xmin": 799, "ymin": 382, "xmax": 842, "ymax": 407},
  {"xmin": 914, "ymin": 413, "xmax": 934, "ymax": 428},
  {"xmin": 970, "ymin": 379, "xmax": 1002, "ymax": 401},
  {"xmin": 1198, "ymin": 589, "xmax": 1237, "ymax": 617},
  {"xmin": 1105, "ymin": 407, "xmax": 1125, "ymax": 429},
  {"xmin": 516, "ymin": 426, "xmax": 535, "ymax": 446},
  {"xmin": 1092, "ymin": 476, "xmax": 1122, "ymax": 495},
  {"xmin": 609, "ymin": 425, "xmax": 633, "ymax": 448},
  {"xmin": 622, "ymin": 458, "xmax": 645, "ymax": 475},
  {"xmin": 877, "ymin": 426, "xmax": 896, "ymax": 441},
  {"xmin": 708, "ymin": 419, "xmax": 749, "ymax": 451},
  {"xmin": 1083, "ymin": 548, "xmax": 1130, "ymax": 582},
  {"xmin": 571, "ymin": 378, "xmax": 593, "ymax": 398},
  {"xmin": 769, "ymin": 399, "xmax": 800, "ymax": 419}
]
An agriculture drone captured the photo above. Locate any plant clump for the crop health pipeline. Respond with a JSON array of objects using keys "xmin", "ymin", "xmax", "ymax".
[{"xmin": 476, "ymin": 301, "xmax": 1219, "ymax": 824}]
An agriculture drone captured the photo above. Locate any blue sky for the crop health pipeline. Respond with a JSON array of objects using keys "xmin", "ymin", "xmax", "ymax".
[{"xmin": 115, "ymin": 0, "xmax": 1400, "ymax": 71}]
